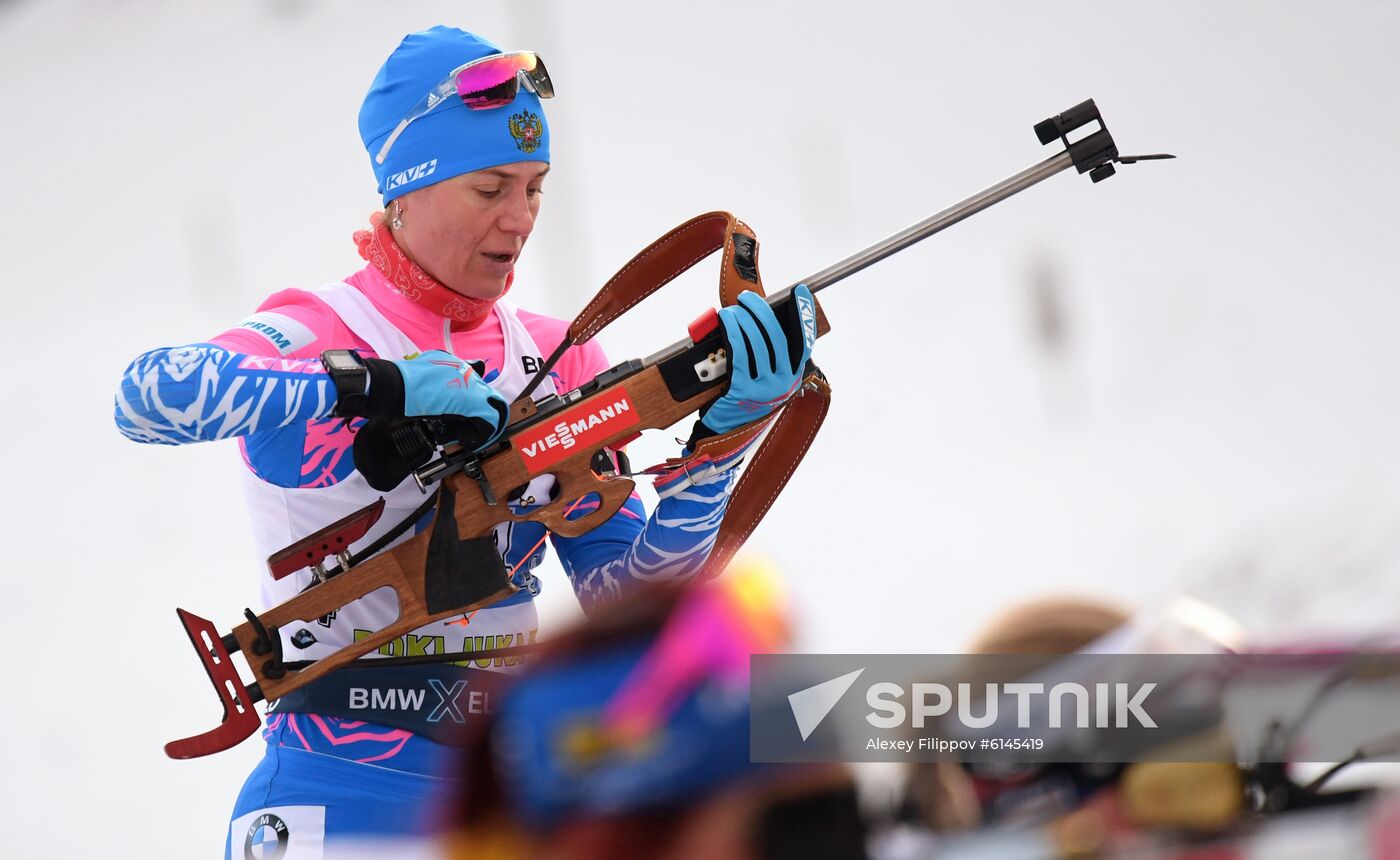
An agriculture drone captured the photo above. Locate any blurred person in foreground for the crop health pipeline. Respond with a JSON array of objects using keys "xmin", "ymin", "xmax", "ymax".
[
  {"xmin": 448, "ymin": 562, "xmax": 869, "ymax": 860},
  {"xmin": 889, "ymin": 597, "xmax": 1242, "ymax": 858},
  {"xmin": 112, "ymin": 25, "xmax": 814, "ymax": 856}
]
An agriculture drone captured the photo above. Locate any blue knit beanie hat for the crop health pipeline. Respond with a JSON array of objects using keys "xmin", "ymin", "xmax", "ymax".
[{"xmin": 359, "ymin": 26, "xmax": 550, "ymax": 204}]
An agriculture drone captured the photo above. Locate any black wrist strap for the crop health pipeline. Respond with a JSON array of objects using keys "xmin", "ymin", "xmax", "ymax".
[
  {"xmin": 323, "ymin": 349, "xmax": 407, "ymax": 418},
  {"xmin": 351, "ymin": 358, "xmax": 406, "ymax": 418}
]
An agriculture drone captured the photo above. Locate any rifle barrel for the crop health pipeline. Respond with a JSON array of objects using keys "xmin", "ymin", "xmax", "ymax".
[{"xmin": 798, "ymin": 150, "xmax": 1076, "ymax": 295}]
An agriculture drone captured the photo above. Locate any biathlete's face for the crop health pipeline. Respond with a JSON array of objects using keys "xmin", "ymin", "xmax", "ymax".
[{"xmin": 392, "ymin": 160, "xmax": 549, "ymax": 301}]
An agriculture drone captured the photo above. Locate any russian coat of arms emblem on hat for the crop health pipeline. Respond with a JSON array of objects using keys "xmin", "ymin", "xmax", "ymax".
[{"xmin": 508, "ymin": 110, "xmax": 544, "ymax": 153}]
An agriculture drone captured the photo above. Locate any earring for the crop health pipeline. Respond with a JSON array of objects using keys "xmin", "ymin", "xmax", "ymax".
[{"xmin": 390, "ymin": 204, "xmax": 404, "ymax": 230}]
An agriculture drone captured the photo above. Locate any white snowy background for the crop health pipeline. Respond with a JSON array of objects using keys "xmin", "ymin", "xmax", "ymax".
[{"xmin": 3, "ymin": 0, "xmax": 1399, "ymax": 856}]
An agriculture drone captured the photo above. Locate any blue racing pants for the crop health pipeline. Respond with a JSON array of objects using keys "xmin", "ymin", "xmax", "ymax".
[{"xmin": 225, "ymin": 742, "xmax": 462, "ymax": 859}]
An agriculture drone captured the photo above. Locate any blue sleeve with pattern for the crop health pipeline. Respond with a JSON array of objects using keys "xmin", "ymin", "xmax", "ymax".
[
  {"xmin": 551, "ymin": 443, "xmax": 750, "ymax": 612},
  {"xmin": 114, "ymin": 344, "xmax": 336, "ymax": 445}
]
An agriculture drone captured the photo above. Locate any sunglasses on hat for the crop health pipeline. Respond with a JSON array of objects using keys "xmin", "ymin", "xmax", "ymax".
[{"xmin": 375, "ymin": 50, "xmax": 555, "ymax": 165}]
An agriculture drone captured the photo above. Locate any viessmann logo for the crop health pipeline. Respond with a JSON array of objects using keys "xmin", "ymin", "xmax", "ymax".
[{"xmin": 514, "ymin": 389, "xmax": 640, "ymax": 473}]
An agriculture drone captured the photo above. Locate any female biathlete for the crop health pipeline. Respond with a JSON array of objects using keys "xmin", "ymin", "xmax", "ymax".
[{"xmin": 113, "ymin": 26, "xmax": 814, "ymax": 858}]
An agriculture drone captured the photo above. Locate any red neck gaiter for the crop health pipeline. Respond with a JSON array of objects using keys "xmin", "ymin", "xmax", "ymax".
[{"xmin": 352, "ymin": 212, "xmax": 509, "ymax": 327}]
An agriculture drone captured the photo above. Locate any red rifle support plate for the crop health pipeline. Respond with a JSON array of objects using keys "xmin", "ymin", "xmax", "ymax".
[{"xmin": 266, "ymin": 497, "xmax": 385, "ymax": 580}]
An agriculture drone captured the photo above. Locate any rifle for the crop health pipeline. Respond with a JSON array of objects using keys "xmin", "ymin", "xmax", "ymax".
[{"xmin": 165, "ymin": 99, "xmax": 1172, "ymax": 758}]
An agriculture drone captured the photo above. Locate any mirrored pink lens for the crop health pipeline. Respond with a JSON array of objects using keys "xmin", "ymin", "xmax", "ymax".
[{"xmin": 455, "ymin": 53, "xmax": 536, "ymax": 109}]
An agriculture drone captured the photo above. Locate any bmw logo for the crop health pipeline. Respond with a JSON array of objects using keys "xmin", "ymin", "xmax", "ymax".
[{"xmin": 244, "ymin": 813, "xmax": 289, "ymax": 860}]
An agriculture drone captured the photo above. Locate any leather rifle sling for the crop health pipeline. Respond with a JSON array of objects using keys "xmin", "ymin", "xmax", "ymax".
[
  {"xmin": 690, "ymin": 372, "xmax": 831, "ymax": 580},
  {"xmin": 567, "ymin": 211, "xmax": 762, "ymax": 341},
  {"xmin": 561, "ymin": 211, "xmax": 833, "ymax": 579}
]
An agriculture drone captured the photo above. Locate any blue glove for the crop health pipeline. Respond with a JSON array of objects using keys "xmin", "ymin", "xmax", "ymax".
[
  {"xmin": 344, "ymin": 350, "xmax": 509, "ymax": 490},
  {"xmin": 697, "ymin": 285, "xmax": 816, "ymax": 438},
  {"xmin": 393, "ymin": 350, "xmax": 509, "ymax": 446}
]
